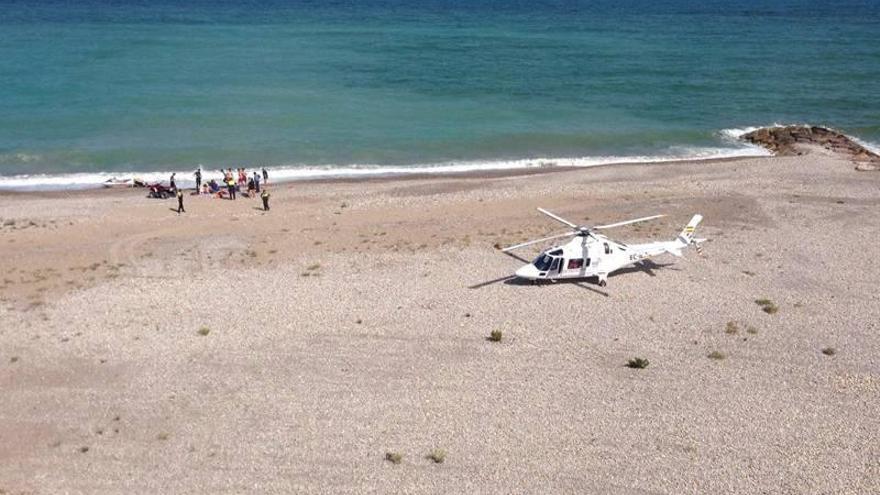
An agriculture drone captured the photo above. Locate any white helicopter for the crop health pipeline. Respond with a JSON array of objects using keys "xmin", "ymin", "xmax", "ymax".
[{"xmin": 502, "ymin": 208, "xmax": 705, "ymax": 287}]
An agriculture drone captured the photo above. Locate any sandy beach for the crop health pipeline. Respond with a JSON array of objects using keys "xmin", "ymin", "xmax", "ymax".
[{"xmin": 1, "ymin": 153, "xmax": 879, "ymax": 494}]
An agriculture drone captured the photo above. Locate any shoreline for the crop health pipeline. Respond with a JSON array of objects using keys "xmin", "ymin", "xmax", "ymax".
[{"xmin": 0, "ymin": 153, "xmax": 770, "ymax": 199}]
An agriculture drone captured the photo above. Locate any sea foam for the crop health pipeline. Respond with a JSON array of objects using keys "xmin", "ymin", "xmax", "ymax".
[{"xmin": 0, "ymin": 145, "xmax": 770, "ymax": 191}]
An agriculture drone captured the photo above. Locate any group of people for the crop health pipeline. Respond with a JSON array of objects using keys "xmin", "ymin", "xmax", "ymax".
[{"xmin": 172, "ymin": 167, "xmax": 272, "ymax": 214}]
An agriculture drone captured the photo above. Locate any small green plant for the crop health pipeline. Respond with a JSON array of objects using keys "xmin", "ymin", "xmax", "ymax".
[
  {"xmin": 708, "ymin": 351, "xmax": 726, "ymax": 360},
  {"xmin": 821, "ymin": 347, "xmax": 837, "ymax": 356},
  {"xmin": 197, "ymin": 326, "xmax": 210, "ymax": 336},
  {"xmin": 157, "ymin": 432, "xmax": 169, "ymax": 441},
  {"xmin": 754, "ymin": 299, "xmax": 779, "ymax": 314},
  {"xmin": 385, "ymin": 451, "xmax": 402, "ymax": 464},
  {"xmin": 427, "ymin": 449, "xmax": 446, "ymax": 464},
  {"xmin": 488, "ymin": 330, "xmax": 503, "ymax": 342},
  {"xmin": 79, "ymin": 446, "xmax": 89, "ymax": 453},
  {"xmin": 746, "ymin": 326, "xmax": 759, "ymax": 334},
  {"xmin": 626, "ymin": 357, "xmax": 650, "ymax": 369},
  {"xmin": 9, "ymin": 356, "xmax": 19, "ymax": 363},
  {"xmin": 725, "ymin": 321, "xmax": 739, "ymax": 334}
]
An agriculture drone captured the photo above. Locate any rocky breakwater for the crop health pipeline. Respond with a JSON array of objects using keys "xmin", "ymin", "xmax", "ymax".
[{"xmin": 742, "ymin": 125, "xmax": 880, "ymax": 171}]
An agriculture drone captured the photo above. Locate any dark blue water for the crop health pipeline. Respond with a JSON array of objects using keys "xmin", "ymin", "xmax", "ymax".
[{"xmin": 1, "ymin": 0, "xmax": 878, "ymax": 187}]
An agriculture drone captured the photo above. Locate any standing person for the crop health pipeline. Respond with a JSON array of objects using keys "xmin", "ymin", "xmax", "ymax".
[
  {"xmin": 253, "ymin": 170, "xmax": 261, "ymax": 193},
  {"xmin": 176, "ymin": 188, "xmax": 185, "ymax": 214},
  {"xmin": 260, "ymin": 188, "xmax": 270, "ymax": 211},
  {"xmin": 193, "ymin": 168, "xmax": 202, "ymax": 192},
  {"xmin": 238, "ymin": 168, "xmax": 246, "ymax": 187},
  {"xmin": 227, "ymin": 174, "xmax": 236, "ymax": 200},
  {"xmin": 169, "ymin": 172, "xmax": 177, "ymax": 191},
  {"xmin": 262, "ymin": 167, "xmax": 268, "ymax": 185}
]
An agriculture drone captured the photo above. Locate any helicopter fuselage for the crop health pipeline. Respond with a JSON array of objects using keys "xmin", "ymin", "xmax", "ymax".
[
  {"xmin": 514, "ymin": 228, "xmax": 698, "ymax": 285},
  {"xmin": 504, "ymin": 210, "xmax": 703, "ymax": 287}
]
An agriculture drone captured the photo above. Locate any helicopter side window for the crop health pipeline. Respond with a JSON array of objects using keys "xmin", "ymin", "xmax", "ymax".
[
  {"xmin": 567, "ymin": 258, "xmax": 584, "ymax": 270},
  {"xmin": 604, "ymin": 242, "xmax": 612, "ymax": 255}
]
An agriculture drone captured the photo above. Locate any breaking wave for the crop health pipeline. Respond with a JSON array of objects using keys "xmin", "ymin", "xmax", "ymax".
[{"xmin": 0, "ymin": 145, "xmax": 772, "ymax": 191}]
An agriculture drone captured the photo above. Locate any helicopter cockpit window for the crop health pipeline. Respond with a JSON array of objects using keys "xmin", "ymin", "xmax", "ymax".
[{"xmin": 533, "ymin": 254, "xmax": 554, "ymax": 272}]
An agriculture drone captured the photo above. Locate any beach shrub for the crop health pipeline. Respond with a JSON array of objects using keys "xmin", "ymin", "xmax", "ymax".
[
  {"xmin": 427, "ymin": 449, "xmax": 446, "ymax": 464},
  {"xmin": 708, "ymin": 351, "xmax": 726, "ymax": 360},
  {"xmin": 754, "ymin": 299, "xmax": 779, "ymax": 314},
  {"xmin": 821, "ymin": 347, "xmax": 837, "ymax": 356},
  {"xmin": 488, "ymin": 330, "xmax": 502, "ymax": 342},
  {"xmin": 385, "ymin": 452, "xmax": 402, "ymax": 464},
  {"xmin": 725, "ymin": 321, "xmax": 739, "ymax": 334},
  {"xmin": 626, "ymin": 357, "xmax": 650, "ymax": 369},
  {"xmin": 197, "ymin": 326, "xmax": 210, "ymax": 336}
]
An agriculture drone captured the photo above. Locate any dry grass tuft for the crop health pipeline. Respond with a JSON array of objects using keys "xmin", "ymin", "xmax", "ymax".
[
  {"xmin": 725, "ymin": 321, "xmax": 739, "ymax": 334},
  {"xmin": 755, "ymin": 298, "xmax": 779, "ymax": 314},
  {"xmin": 708, "ymin": 350, "xmax": 727, "ymax": 360},
  {"xmin": 427, "ymin": 449, "xmax": 446, "ymax": 464},
  {"xmin": 487, "ymin": 330, "xmax": 503, "ymax": 342},
  {"xmin": 385, "ymin": 451, "xmax": 402, "ymax": 464},
  {"xmin": 821, "ymin": 347, "xmax": 836, "ymax": 356},
  {"xmin": 626, "ymin": 357, "xmax": 650, "ymax": 369},
  {"xmin": 197, "ymin": 326, "xmax": 210, "ymax": 336}
]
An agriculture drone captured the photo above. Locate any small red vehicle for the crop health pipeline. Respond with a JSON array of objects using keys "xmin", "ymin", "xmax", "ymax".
[{"xmin": 147, "ymin": 182, "xmax": 175, "ymax": 199}]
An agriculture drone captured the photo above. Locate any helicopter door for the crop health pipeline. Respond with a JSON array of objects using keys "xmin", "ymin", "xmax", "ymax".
[{"xmin": 549, "ymin": 257, "xmax": 561, "ymax": 274}]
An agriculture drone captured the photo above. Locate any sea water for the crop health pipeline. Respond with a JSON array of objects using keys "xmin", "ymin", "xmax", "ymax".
[{"xmin": 1, "ymin": 0, "xmax": 878, "ymax": 189}]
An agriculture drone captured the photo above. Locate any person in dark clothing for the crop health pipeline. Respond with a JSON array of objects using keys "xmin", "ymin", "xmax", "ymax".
[
  {"xmin": 227, "ymin": 178, "xmax": 236, "ymax": 200},
  {"xmin": 260, "ymin": 189, "xmax": 270, "ymax": 211},
  {"xmin": 169, "ymin": 173, "xmax": 177, "ymax": 191},
  {"xmin": 262, "ymin": 167, "xmax": 268, "ymax": 184},
  {"xmin": 193, "ymin": 168, "xmax": 202, "ymax": 192},
  {"xmin": 176, "ymin": 189, "xmax": 185, "ymax": 214}
]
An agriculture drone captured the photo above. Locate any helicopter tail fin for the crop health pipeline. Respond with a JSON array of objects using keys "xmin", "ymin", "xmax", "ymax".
[{"xmin": 676, "ymin": 214, "xmax": 703, "ymax": 245}]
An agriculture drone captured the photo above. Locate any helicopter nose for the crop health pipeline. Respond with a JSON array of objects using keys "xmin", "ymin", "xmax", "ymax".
[{"xmin": 515, "ymin": 264, "xmax": 540, "ymax": 280}]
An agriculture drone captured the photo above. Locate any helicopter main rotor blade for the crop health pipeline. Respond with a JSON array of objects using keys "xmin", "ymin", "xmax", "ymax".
[
  {"xmin": 501, "ymin": 231, "xmax": 576, "ymax": 252},
  {"xmin": 537, "ymin": 208, "xmax": 579, "ymax": 229},
  {"xmin": 593, "ymin": 214, "xmax": 665, "ymax": 230}
]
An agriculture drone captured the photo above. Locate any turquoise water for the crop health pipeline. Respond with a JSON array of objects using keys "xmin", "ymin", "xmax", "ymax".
[{"xmin": 1, "ymin": 0, "xmax": 878, "ymax": 187}]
